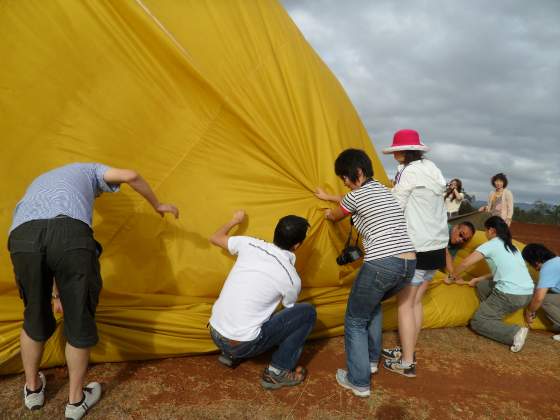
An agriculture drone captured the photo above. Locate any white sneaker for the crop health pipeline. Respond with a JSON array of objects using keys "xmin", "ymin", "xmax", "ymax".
[
  {"xmin": 335, "ymin": 369, "xmax": 370, "ymax": 398},
  {"xmin": 23, "ymin": 372, "xmax": 46, "ymax": 410},
  {"xmin": 64, "ymin": 382, "xmax": 102, "ymax": 420},
  {"xmin": 510, "ymin": 327, "xmax": 529, "ymax": 352},
  {"xmin": 552, "ymin": 334, "xmax": 560, "ymax": 342},
  {"xmin": 370, "ymin": 362, "xmax": 378, "ymax": 374}
]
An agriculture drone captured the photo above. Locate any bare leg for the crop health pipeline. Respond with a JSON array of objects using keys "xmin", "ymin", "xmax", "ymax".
[
  {"xmin": 413, "ymin": 280, "xmax": 430, "ymax": 345},
  {"xmin": 396, "ymin": 285, "xmax": 418, "ymax": 363},
  {"xmin": 20, "ymin": 329, "xmax": 44, "ymax": 390},
  {"xmin": 65, "ymin": 343, "xmax": 90, "ymax": 404}
]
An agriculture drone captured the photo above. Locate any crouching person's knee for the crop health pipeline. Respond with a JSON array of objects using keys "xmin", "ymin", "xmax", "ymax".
[
  {"xmin": 470, "ymin": 313, "xmax": 484, "ymax": 334},
  {"xmin": 541, "ymin": 300, "xmax": 554, "ymax": 313},
  {"xmin": 294, "ymin": 303, "xmax": 317, "ymax": 332},
  {"xmin": 300, "ymin": 302, "xmax": 317, "ymax": 323}
]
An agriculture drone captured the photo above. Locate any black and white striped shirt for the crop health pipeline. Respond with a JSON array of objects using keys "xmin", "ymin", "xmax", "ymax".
[{"xmin": 341, "ymin": 180, "xmax": 414, "ymax": 261}]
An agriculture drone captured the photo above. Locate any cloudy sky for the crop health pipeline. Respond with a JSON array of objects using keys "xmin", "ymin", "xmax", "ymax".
[{"xmin": 281, "ymin": 0, "xmax": 559, "ymax": 205}]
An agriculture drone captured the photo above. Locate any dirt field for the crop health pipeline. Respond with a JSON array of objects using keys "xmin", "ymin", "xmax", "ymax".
[
  {"xmin": 510, "ymin": 221, "xmax": 560, "ymax": 254},
  {"xmin": 1, "ymin": 221, "xmax": 559, "ymax": 419}
]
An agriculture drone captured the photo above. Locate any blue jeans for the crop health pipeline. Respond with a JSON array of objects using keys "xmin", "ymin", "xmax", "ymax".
[
  {"xmin": 210, "ymin": 303, "xmax": 316, "ymax": 371},
  {"xmin": 368, "ymin": 304, "xmax": 383, "ymax": 365},
  {"xmin": 345, "ymin": 257, "xmax": 415, "ymax": 388}
]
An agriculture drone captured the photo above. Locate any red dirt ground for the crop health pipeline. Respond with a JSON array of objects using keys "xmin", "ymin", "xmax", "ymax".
[
  {"xmin": 510, "ymin": 221, "xmax": 560, "ymax": 254},
  {"xmin": 1, "ymin": 222, "xmax": 559, "ymax": 419}
]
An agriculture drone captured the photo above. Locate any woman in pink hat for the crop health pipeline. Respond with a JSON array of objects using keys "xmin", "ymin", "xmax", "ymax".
[{"xmin": 380, "ymin": 129, "xmax": 449, "ymax": 377}]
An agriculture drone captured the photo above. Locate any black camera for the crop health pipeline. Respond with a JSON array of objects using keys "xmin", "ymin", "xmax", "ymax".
[
  {"xmin": 336, "ymin": 219, "xmax": 363, "ymax": 265},
  {"xmin": 336, "ymin": 245, "xmax": 363, "ymax": 265}
]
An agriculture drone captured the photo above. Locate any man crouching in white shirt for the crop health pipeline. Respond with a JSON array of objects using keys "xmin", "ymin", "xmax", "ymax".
[{"xmin": 208, "ymin": 210, "xmax": 316, "ymax": 389}]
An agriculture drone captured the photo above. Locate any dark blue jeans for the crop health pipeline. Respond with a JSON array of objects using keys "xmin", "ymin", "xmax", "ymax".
[
  {"xmin": 210, "ymin": 303, "xmax": 316, "ymax": 371},
  {"xmin": 345, "ymin": 257, "xmax": 415, "ymax": 388}
]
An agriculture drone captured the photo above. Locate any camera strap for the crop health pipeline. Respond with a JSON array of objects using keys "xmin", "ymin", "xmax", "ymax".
[
  {"xmin": 344, "ymin": 177, "xmax": 371, "ymax": 249},
  {"xmin": 345, "ymin": 218, "xmax": 360, "ymax": 248}
]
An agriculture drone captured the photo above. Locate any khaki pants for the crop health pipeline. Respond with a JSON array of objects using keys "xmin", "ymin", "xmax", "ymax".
[
  {"xmin": 542, "ymin": 293, "xmax": 560, "ymax": 332},
  {"xmin": 471, "ymin": 280, "xmax": 531, "ymax": 345}
]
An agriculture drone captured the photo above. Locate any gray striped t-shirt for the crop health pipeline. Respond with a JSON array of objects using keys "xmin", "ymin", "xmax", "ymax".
[{"xmin": 10, "ymin": 163, "xmax": 119, "ymax": 232}]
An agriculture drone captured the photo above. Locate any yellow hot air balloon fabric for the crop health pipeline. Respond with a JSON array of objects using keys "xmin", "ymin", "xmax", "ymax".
[{"xmin": 0, "ymin": 1, "xmax": 547, "ymax": 375}]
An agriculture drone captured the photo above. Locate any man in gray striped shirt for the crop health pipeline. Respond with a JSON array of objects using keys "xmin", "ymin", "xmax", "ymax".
[{"xmin": 8, "ymin": 163, "xmax": 179, "ymax": 419}]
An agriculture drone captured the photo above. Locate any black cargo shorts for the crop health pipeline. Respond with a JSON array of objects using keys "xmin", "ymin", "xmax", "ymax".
[{"xmin": 8, "ymin": 216, "xmax": 103, "ymax": 348}]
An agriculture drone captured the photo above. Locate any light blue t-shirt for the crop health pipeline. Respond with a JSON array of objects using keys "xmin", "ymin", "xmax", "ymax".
[
  {"xmin": 10, "ymin": 163, "xmax": 119, "ymax": 232},
  {"xmin": 537, "ymin": 256, "xmax": 560, "ymax": 293},
  {"xmin": 476, "ymin": 238, "xmax": 533, "ymax": 295}
]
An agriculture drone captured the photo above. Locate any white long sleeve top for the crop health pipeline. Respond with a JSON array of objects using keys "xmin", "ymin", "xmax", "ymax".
[{"xmin": 392, "ymin": 159, "xmax": 449, "ymax": 252}]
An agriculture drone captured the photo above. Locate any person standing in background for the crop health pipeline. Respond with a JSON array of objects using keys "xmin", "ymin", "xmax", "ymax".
[
  {"xmin": 444, "ymin": 178, "xmax": 464, "ymax": 218},
  {"xmin": 479, "ymin": 173, "xmax": 514, "ymax": 226}
]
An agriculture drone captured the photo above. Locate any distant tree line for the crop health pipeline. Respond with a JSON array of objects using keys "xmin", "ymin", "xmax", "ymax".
[{"xmin": 513, "ymin": 201, "xmax": 560, "ymax": 225}]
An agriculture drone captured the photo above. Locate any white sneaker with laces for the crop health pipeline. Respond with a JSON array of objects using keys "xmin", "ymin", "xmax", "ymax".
[
  {"xmin": 23, "ymin": 371, "xmax": 46, "ymax": 410},
  {"xmin": 552, "ymin": 334, "xmax": 560, "ymax": 342},
  {"xmin": 64, "ymin": 382, "xmax": 102, "ymax": 420},
  {"xmin": 510, "ymin": 327, "xmax": 529, "ymax": 352}
]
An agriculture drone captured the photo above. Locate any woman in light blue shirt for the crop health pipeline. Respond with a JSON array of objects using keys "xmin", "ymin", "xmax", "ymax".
[{"xmin": 453, "ymin": 216, "xmax": 533, "ymax": 352}]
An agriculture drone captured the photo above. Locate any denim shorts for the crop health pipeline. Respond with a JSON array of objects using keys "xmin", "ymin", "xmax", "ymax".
[
  {"xmin": 410, "ymin": 269, "xmax": 437, "ymax": 286},
  {"xmin": 8, "ymin": 217, "xmax": 103, "ymax": 348}
]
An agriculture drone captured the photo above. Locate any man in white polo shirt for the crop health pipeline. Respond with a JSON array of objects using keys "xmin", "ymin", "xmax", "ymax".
[{"xmin": 208, "ymin": 210, "xmax": 316, "ymax": 390}]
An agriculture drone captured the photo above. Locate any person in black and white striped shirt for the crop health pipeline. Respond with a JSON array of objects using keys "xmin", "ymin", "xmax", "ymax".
[{"xmin": 315, "ymin": 148, "xmax": 416, "ymax": 398}]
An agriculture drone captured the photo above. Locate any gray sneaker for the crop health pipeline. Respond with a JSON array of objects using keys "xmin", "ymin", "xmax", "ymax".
[
  {"xmin": 335, "ymin": 369, "xmax": 370, "ymax": 397},
  {"xmin": 381, "ymin": 346, "xmax": 402, "ymax": 360},
  {"xmin": 383, "ymin": 358, "xmax": 417, "ymax": 378},
  {"xmin": 381, "ymin": 346, "xmax": 416, "ymax": 362},
  {"xmin": 261, "ymin": 366, "xmax": 306, "ymax": 390},
  {"xmin": 64, "ymin": 382, "xmax": 102, "ymax": 420},
  {"xmin": 510, "ymin": 327, "xmax": 529, "ymax": 353},
  {"xmin": 23, "ymin": 372, "xmax": 46, "ymax": 410},
  {"xmin": 217, "ymin": 353, "xmax": 238, "ymax": 368}
]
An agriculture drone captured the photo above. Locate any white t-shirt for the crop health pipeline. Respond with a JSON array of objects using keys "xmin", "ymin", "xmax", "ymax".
[
  {"xmin": 444, "ymin": 192, "xmax": 464, "ymax": 213},
  {"xmin": 209, "ymin": 236, "xmax": 301, "ymax": 341}
]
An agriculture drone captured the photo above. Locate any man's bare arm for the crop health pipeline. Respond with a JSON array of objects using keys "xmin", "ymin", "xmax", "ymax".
[
  {"xmin": 210, "ymin": 210, "xmax": 246, "ymax": 250},
  {"xmin": 103, "ymin": 168, "xmax": 179, "ymax": 218}
]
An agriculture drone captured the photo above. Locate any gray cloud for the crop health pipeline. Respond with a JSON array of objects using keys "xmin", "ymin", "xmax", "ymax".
[{"xmin": 281, "ymin": 0, "xmax": 560, "ymax": 204}]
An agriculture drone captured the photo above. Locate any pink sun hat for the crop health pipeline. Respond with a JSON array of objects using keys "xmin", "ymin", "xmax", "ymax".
[{"xmin": 382, "ymin": 129, "xmax": 430, "ymax": 154}]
